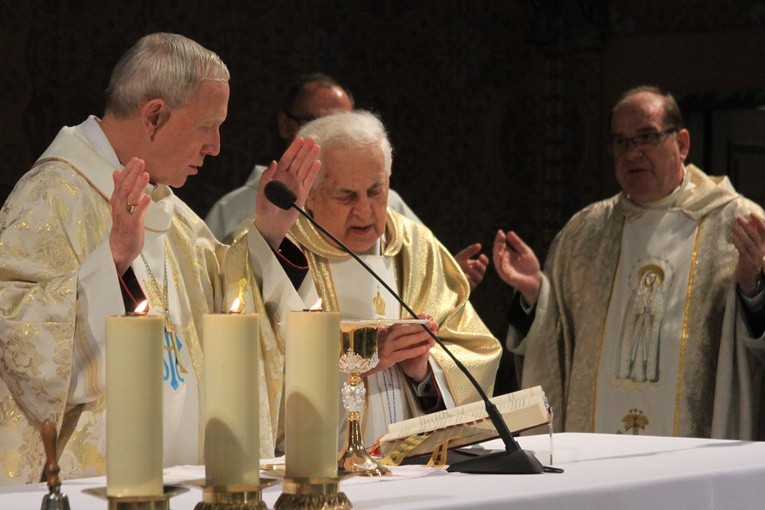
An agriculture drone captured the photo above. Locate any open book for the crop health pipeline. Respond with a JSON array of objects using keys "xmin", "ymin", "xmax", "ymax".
[{"xmin": 378, "ymin": 386, "xmax": 550, "ymax": 460}]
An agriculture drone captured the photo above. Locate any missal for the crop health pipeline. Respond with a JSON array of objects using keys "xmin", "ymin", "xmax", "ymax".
[{"xmin": 378, "ymin": 386, "xmax": 550, "ymax": 460}]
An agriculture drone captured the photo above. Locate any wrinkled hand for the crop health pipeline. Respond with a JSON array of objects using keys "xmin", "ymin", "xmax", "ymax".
[
  {"xmin": 110, "ymin": 158, "xmax": 151, "ymax": 275},
  {"xmin": 365, "ymin": 314, "xmax": 438, "ymax": 383},
  {"xmin": 255, "ymin": 137, "xmax": 321, "ymax": 248},
  {"xmin": 492, "ymin": 229, "xmax": 542, "ymax": 306},
  {"xmin": 732, "ymin": 213, "xmax": 765, "ymax": 297},
  {"xmin": 454, "ymin": 243, "xmax": 488, "ymax": 291}
]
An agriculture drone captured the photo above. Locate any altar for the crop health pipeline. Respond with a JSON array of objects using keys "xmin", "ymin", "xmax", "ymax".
[{"xmin": 3, "ymin": 432, "xmax": 763, "ymax": 509}]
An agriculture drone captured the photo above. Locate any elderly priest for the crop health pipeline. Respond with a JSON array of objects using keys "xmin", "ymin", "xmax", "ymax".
[{"xmin": 227, "ymin": 110, "xmax": 502, "ymax": 451}]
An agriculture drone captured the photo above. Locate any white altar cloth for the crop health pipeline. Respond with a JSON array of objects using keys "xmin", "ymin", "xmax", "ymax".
[{"xmin": 3, "ymin": 432, "xmax": 764, "ymax": 509}]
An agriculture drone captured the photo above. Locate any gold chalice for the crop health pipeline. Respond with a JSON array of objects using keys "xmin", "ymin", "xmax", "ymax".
[{"xmin": 337, "ymin": 320, "xmax": 390, "ymax": 476}]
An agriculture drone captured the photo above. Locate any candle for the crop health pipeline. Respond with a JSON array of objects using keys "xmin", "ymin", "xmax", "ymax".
[
  {"xmin": 285, "ymin": 310, "xmax": 341, "ymax": 479},
  {"xmin": 106, "ymin": 313, "xmax": 164, "ymax": 497},
  {"xmin": 202, "ymin": 312, "xmax": 260, "ymax": 486}
]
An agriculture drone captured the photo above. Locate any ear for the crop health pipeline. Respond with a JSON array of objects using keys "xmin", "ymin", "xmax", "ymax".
[
  {"xmin": 277, "ymin": 111, "xmax": 293, "ymax": 140},
  {"xmin": 142, "ymin": 99, "xmax": 170, "ymax": 140},
  {"xmin": 677, "ymin": 128, "xmax": 690, "ymax": 161}
]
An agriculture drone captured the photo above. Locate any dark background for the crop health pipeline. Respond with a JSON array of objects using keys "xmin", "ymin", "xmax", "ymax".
[{"xmin": 1, "ymin": 1, "xmax": 764, "ymax": 395}]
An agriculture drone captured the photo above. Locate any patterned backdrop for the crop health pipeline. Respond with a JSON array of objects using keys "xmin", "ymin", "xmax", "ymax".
[{"xmin": 1, "ymin": 1, "xmax": 763, "ymax": 394}]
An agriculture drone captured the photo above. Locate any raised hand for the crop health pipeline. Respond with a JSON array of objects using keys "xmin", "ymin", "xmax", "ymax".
[
  {"xmin": 255, "ymin": 136, "xmax": 321, "ymax": 248},
  {"xmin": 492, "ymin": 229, "xmax": 542, "ymax": 306},
  {"xmin": 454, "ymin": 243, "xmax": 488, "ymax": 291},
  {"xmin": 732, "ymin": 213, "xmax": 765, "ymax": 297},
  {"xmin": 110, "ymin": 157, "xmax": 151, "ymax": 275}
]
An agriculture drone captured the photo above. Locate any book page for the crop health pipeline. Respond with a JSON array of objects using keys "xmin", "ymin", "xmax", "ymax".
[{"xmin": 383, "ymin": 386, "xmax": 545, "ymax": 440}]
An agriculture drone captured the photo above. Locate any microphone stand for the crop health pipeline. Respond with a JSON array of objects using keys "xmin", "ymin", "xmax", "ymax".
[{"xmin": 269, "ymin": 182, "xmax": 545, "ymax": 474}]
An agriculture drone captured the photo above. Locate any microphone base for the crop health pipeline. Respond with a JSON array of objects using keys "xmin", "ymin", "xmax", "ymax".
[{"xmin": 446, "ymin": 448, "xmax": 545, "ymax": 474}]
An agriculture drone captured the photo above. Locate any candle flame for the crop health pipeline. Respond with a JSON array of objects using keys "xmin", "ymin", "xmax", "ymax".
[
  {"xmin": 228, "ymin": 297, "xmax": 243, "ymax": 314},
  {"xmin": 309, "ymin": 298, "xmax": 323, "ymax": 311},
  {"xmin": 134, "ymin": 300, "xmax": 149, "ymax": 314}
]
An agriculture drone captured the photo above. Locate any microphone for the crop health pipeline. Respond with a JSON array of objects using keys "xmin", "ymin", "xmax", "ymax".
[{"xmin": 265, "ymin": 180, "xmax": 548, "ymax": 474}]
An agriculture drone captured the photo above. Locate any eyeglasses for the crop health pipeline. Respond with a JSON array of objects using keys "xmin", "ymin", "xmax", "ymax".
[
  {"xmin": 283, "ymin": 110, "xmax": 318, "ymax": 126},
  {"xmin": 611, "ymin": 127, "xmax": 678, "ymax": 152}
]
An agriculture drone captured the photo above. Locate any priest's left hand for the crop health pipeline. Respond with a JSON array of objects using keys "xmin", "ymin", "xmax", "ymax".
[
  {"xmin": 454, "ymin": 243, "xmax": 488, "ymax": 291},
  {"xmin": 732, "ymin": 213, "xmax": 765, "ymax": 297},
  {"xmin": 365, "ymin": 314, "xmax": 438, "ymax": 382}
]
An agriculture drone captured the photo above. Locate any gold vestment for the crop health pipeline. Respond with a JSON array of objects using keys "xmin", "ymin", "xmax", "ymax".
[
  {"xmin": 227, "ymin": 208, "xmax": 502, "ymax": 452},
  {"xmin": 511, "ymin": 165, "xmax": 765, "ymax": 439}
]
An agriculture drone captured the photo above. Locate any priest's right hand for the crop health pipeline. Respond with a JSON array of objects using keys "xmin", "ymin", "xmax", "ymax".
[
  {"xmin": 110, "ymin": 157, "xmax": 150, "ymax": 275},
  {"xmin": 255, "ymin": 136, "xmax": 321, "ymax": 249},
  {"xmin": 492, "ymin": 229, "xmax": 542, "ymax": 307},
  {"xmin": 365, "ymin": 315, "xmax": 438, "ymax": 383}
]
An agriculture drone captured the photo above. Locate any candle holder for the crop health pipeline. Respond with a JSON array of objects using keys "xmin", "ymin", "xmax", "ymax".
[
  {"xmin": 274, "ymin": 477, "xmax": 351, "ymax": 510},
  {"xmin": 192, "ymin": 478, "xmax": 279, "ymax": 510},
  {"xmin": 82, "ymin": 485, "xmax": 188, "ymax": 510},
  {"xmin": 337, "ymin": 321, "xmax": 390, "ymax": 477},
  {"xmin": 40, "ymin": 420, "xmax": 71, "ymax": 510}
]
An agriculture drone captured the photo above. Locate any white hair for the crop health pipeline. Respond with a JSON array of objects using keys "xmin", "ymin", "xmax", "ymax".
[
  {"xmin": 297, "ymin": 110, "xmax": 393, "ymax": 187},
  {"xmin": 105, "ymin": 32, "xmax": 229, "ymax": 118}
]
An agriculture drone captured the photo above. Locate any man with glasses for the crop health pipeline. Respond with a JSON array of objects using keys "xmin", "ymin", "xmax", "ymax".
[
  {"xmin": 205, "ymin": 73, "xmax": 489, "ymax": 290},
  {"xmin": 492, "ymin": 85, "xmax": 765, "ymax": 440}
]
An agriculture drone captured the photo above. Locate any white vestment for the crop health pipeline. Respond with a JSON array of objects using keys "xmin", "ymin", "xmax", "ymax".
[
  {"xmin": 509, "ymin": 165, "xmax": 765, "ymax": 439},
  {"xmin": 0, "ymin": 117, "xmax": 225, "ymax": 484}
]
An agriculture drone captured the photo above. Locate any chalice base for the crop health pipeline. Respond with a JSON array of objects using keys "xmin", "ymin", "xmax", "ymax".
[{"xmin": 337, "ymin": 415, "xmax": 390, "ymax": 477}]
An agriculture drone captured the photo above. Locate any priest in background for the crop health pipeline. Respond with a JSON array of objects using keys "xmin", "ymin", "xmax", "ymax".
[
  {"xmin": 226, "ymin": 110, "xmax": 501, "ymax": 449},
  {"xmin": 493, "ymin": 85, "xmax": 765, "ymax": 440}
]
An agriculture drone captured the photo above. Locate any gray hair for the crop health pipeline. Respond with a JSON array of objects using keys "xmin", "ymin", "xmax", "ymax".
[
  {"xmin": 297, "ymin": 110, "xmax": 393, "ymax": 187},
  {"xmin": 105, "ymin": 32, "xmax": 229, "ymax": 118}
]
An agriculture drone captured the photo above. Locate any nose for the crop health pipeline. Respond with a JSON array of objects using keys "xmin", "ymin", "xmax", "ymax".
[
  {"xmin": 203, "ymin": 129, "xmax": 221, "ymax": 157},
  {"xmin": 352, "ymin": 195, "xmax": 373, "ymax": 218},
  {"xmin": 618, "ymin": 143, "xmax": 645, "ymax": 160}
]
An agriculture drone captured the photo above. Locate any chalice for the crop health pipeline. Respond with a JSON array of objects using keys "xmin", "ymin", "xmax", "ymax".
[{"xmin": 337, "ymin": 320, "xmax": 391, "ymax": 476}]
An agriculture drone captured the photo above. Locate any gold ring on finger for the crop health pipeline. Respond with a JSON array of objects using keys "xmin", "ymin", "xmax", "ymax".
[{"xmin": 126, "ymin": 203, "xmax": 137, "ymax": 214}]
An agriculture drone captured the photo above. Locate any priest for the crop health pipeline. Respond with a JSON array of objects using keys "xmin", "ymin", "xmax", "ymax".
[
  {"xmin": 493, "ymin": 86, "xmax": 765, "ymax": 439},
  {"xmin": 227, "ymin": 110, "xmax": 502, "ymax": 450},
  {"xmin": 0, "ymin": 33, "xmax": 319, "ymax": 484}
]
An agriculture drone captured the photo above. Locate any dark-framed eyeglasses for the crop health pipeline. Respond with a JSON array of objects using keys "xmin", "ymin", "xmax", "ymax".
[
  {"xmin": 282, "ymin": 110, "xmax": 318, "ymax": 126},
  {"xmin": 611, "ymin": 127, "xmax": 678, "ymax": 153}
]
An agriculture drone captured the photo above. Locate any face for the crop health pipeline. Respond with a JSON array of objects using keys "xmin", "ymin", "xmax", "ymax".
[
  {"xmin": 305, "ymin": 144, "xmax": 389, "ymax": 253},
  {"xmin": 278, "ymin": 83, "xmax": 353, "ymax": 140},
  {"xmin": 144, "ymin": 80, "xmax": 229, "ymax": 187},
  {"xmin": 611, "ymin": 91, "xmax": 689, "ymax": 204}
]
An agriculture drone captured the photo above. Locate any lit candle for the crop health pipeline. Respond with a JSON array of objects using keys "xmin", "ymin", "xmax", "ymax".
[
  {"xmin": 202, "ymin": 309, "xmax": 260, "ymax": 487},
  {"xmin": 106, "ymin": 307, "xmax": 164, "ymax": 497},
  {"xmin": 285, "ymin": 310, "xmax": 341, "ymax": 478}
]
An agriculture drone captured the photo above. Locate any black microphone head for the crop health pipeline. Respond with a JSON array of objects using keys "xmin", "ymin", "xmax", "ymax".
[{"xmin": 264, "ymin": 180, "xmax": 297, "ymax": 210}]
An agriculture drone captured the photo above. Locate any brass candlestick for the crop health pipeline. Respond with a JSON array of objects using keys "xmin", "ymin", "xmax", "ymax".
[
  {"xmin": 193, "ymin": 479, "xmax": 278, "ymax": 510},
  {"xmin": 337, "ymin": 322, "xmax": 390, "ymax": 477},
  {"xmin": 274, "ymin": 477, "xmax": 351, "ymax": 510},
  {"xmin": 40, "ymin": 419, "xmax": 71, "ymax": 510},
  {"xmin": 82, "ymin": 485, "xmax": 189, "ymax": 510}
]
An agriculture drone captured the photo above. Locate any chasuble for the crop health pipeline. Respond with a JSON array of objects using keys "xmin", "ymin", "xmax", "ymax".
[
  {"xmin": 0, "ymin": 119, "xmax": 226, "ymax": 484},
  {"xmin": 509, "ymin": 165, "xmax": 765, "ymax": 440},
  {"xmin": 230, "ymin": 208, "xmax": 502, "ymax": 452}
]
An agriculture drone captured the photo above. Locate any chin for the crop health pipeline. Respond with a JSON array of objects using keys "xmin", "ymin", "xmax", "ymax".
[{"xmin": 346, "ymin": 238, "xmax": 376, "ymax": 253}]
